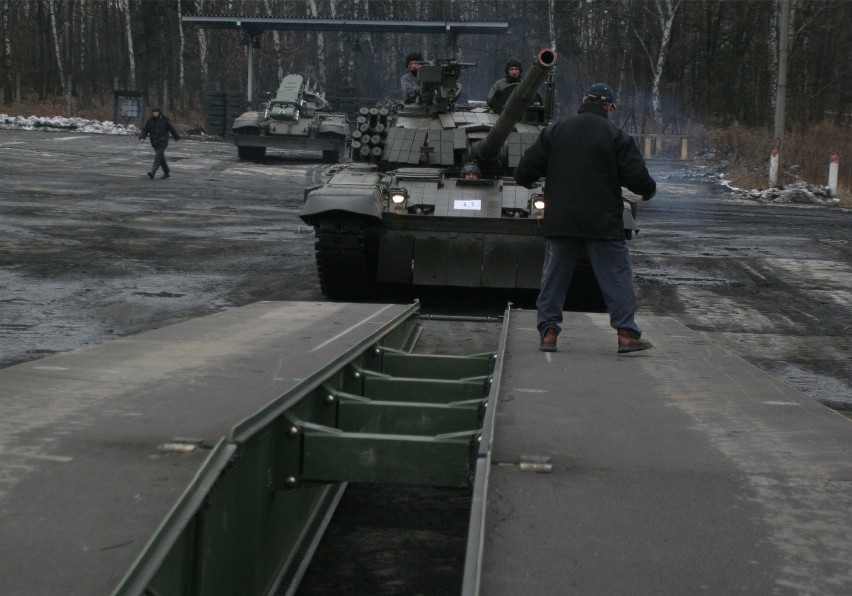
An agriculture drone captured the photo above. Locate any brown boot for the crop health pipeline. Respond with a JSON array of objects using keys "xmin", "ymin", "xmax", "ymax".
[
  {"xmin": 539, "ymin": 327, "xmax": 558, "ymax": 352},
  {"xmin": 617, "ymin": 328, "xmax": 653, "ymax": 354}
]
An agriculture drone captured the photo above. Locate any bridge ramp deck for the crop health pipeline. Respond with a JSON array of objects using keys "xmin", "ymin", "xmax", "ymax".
[
  {"xmin": 484, "ymin": 310, "xmax": 852, "ymax": 594},
  {"xmin": 0, "ymin": 301, "xmax": 411, "ymax": 595}
]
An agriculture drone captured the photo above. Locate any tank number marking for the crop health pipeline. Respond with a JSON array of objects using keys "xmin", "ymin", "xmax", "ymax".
[{"xmin": 453, "ymin": 200, "xmax": 482, "ymax": 210}]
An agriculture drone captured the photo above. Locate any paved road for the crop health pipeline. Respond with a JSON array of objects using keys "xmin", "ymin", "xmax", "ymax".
[
  {"xmin": 0, "ymin": 128, "xmax": 325, "ymax": 365},
  {"xmin": 1, "ymin": 129, "xmax": 850, "ymax": 411},
  {"xmin": 635, "ymin": 165, "xmax": 852, "ymax": 410}
]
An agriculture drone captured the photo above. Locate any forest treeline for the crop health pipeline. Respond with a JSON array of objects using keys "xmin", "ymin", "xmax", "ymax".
[{"xmin": 1, "ymin": 0, "xmax": 849, "ymax": 130}]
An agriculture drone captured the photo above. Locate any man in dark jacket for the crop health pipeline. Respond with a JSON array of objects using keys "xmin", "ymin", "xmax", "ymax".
[
  {"xmin": 486, "ymin": 57, "xmax": 523, "ymax": 113},
  {"xmin": 138, "ymin": 107, "xmax": 180, "ymax": 179},
  {"xmin": 400, "ymin": 52, "xmax": 423, "ymax": 102},
  {"xmin": 514, "ymin": 83, "xmax": 656, "ymax": 354}
]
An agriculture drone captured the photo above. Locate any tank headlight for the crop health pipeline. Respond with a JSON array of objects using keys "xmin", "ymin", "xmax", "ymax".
[
  {"xmin": 532, "ymin": 196, "xmax": 546, "ymax": 210},
  {"xmin": 389, "ymin": 188, "xmax": 409, "ymax": 205}
]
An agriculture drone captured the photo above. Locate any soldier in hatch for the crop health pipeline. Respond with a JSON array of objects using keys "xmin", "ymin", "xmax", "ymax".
[
  {"xmin": 461, "ymin": 164, "xmax": 482, "ymax": 180},
  {"xmin": 401, "ymin": 52, "xmax": 423, "ymax": 102},
  {"xmin": 487, "ymin": 57, "xmax": 523, "ymax": 113}
]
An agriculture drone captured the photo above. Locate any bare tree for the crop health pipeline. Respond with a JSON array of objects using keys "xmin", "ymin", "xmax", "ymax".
[
  {"xmin": 196, "ymin": 0, "xmax": 209, "ymax": 90},
  {"xmin": 2, "ymin": 0, "xmax": 12, "ymax": 103},
  {"xmin": 307, "ymin": 0, "xmax": 326, "ymax": 84},
  {"xmin": 120, "ymin": 0, "xmax": 136, "ymax": 87},
  {"xmin": 625, "ymin": 0, "xmax": 682, "ymax": 131},
  {"xmin": 176, "ymin": 0, "xmax": 185, "ymax": 89},
  {"xmin": 48, "ymin": 0, "xmax": 66, "ymax": 92}
]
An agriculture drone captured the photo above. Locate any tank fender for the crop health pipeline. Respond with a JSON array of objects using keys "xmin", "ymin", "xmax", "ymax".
[
  {"xmin": 232, "ymin": 111, "xmax": 262, "ymax": 130},
  {"xmin": 300, "ymin": 185, "xmax": 385, "ymax": 225}
]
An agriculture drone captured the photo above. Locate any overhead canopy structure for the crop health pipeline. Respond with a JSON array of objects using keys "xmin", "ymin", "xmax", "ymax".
[{"xmin": 181, "ymin": 16, "xmax": 510, "ymax": 100}]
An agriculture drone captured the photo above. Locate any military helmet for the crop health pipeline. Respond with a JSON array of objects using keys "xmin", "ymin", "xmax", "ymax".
[
  {"xmin": 460, "ymin": 164, "xmax": 482, "ymax": 178},
  {"xmin": 505, "ymin": 58, "xmax": 522, "ymax": 77},
  {"xmin": 405, "ymin": 52, "xmax": 423, "ymax": 67}
]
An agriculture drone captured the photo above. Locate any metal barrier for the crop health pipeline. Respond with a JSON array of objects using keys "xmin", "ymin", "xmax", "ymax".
[{"xmin": 114, "ymin": 304, "xmax": 508, "ymax": 595}]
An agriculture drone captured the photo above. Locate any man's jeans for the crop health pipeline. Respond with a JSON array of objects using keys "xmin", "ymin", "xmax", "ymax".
[
  {"xmin": 536, "ymin": 237, "xmax": 642, "ymax": 338},
  {"xmin": 151, "ymin": 147, "xmax": 170, "ymax": 175}
]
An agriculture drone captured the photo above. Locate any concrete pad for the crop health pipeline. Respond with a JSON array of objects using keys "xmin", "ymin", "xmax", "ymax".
[
  {"xmin": 0, "ymin": 301, "xmax": 412, "ymax": 595},
  {"xmin": 483, "ymin": 310, "xmax": 852, "ymax": 595}
]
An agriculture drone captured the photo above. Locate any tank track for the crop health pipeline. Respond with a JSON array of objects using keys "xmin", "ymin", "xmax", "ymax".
[{"xmin": 314, "ymin": 218, "xmax": 379, "ymax": 300}]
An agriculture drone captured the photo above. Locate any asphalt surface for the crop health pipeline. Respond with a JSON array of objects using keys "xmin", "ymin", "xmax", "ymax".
[
  {"xmin": 1, "ymin": 128, "xmax": 850, "ymax": 594},
  {"xmin": 1, "ymin": 128, "xmax": 849, "ymax": 412},
  {"xmin": 0, "ymin": 128, "xmax": 325, "ymax": 365},
  {"xmin": 633, "ymin": 167, "xmax": 852, "ymax": 411}
]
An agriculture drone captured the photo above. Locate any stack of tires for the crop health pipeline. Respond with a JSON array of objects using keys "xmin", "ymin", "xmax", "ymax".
[
  {"xmin": 203, "ymin": 91, "xmax": 246, "ymax": 137},
  {"xmin": 225, "ymin": 92, "xmax": 245, "ymax": 132},
  {"xmin": 203, "ymin": 91, "xmax": 227, "ymax": 136}
]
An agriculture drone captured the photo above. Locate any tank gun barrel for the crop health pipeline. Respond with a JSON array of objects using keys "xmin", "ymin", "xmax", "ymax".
[{"xmin": 475, "ymin": 48, "xmax": 557, "ymax": 163}]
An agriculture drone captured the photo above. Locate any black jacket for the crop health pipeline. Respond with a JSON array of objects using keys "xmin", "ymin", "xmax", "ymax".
[
  {"xmin": 514, "ymin": 103, "xmax": 655, "ymax": 240},
  {"xmin": 139, "ymin": 115, "xmax": 179, "ymax": 149}
]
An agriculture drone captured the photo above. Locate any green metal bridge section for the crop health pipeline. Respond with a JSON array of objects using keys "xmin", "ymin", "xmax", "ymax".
[{"xmin": 113, "ymin": 304, "xmax": 508, "ymax": 595}]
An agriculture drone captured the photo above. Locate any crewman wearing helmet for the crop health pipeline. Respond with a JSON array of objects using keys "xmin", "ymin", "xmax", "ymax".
[{"xmin": 460, "ymin": 164, "xmax": 482, "ymax": 180}]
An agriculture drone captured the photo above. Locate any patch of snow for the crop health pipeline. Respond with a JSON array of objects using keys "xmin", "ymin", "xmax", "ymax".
[
  {"xmin": 688, "ymin": 153, "xmax": 841, "ymax": 206},
  {"xmin": 0, "ymin": 113, "xmax": 138, "ymax": 135},
  {"xmin": 723, "ymin": 179, "xmax": 839, "ymax": 206}
]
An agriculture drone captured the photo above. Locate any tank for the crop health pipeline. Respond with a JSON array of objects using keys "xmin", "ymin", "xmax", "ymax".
[
  {"xmin": 232, "ymin": 73, "xmax": 349, "ymax": 163},
  {"xmin": 299, "ymin": 49, "xmax": 638, "ymax": 306}
]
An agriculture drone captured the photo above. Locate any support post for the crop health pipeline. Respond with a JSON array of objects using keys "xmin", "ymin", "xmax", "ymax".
[
  {"xmin": 773, "ymin": 0, "xmax": 792, "ymax": 178},
  {"xmin": 769, "ymin": 147, "xmax": 779, "ymax": 187},
  {"xmin": 828, "ymin": 154, "xmax": 839, "ymax": 196},
  {"xmin": 680, "ymin": 137, "xmax": 688, "ymax": 161},
  {"xmin": 246, "ymin": 43, "xmax": 254, "ymax": 103},
  {"xmin": 65, "ymin": 74, "xmax": 72, "ymax": 117}
]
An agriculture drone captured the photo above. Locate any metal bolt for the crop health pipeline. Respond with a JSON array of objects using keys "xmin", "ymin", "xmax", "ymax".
[
  {"xmin": 352, "ymin": 371, "xmax": 361, "ymax": 380},
  {"xmin": 285, "ymin": 476, "xmax": 297, "ymax": 486},
  {"xmin": 288, "ymin": 425, "xmax": 299, "ymax": 436},
  {"xmin": 374, "ymin": 347, "xmax": 381, "ymax": 355},
  {"xmin": 326, "ymin": 393, "xmax": 335, "ymax": 403},
  {"xmin": 477, "ymin": 435, "xmax": 482, "ymax": 443}
]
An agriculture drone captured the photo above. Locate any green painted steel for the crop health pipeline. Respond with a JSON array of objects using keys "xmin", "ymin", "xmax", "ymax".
[
  {"xmin": 114, "ymin": 303, "xmax": 510, "ymax": 595},
  {"xmin": 378, "ymin": 349, "xmax": 495, "ymax": 378},
  {"xmin": 362, "ymin": 376, "xmax": 491, "ymax": 401},
  {"xmin": 301, "ymin": 428, "xmax": 479, "ymax": 487},
  {"xmin": 462, "ymin": 305, "xmax": 513, "ymax": 595},
  {"xmin": 338, "ymin": 397, "xmax": 483, "ymax": 435}
]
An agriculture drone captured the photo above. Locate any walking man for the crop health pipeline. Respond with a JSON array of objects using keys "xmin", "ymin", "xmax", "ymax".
[
  {"xmin": 514, "ymin": 83, "xmax": 657, "ymax": 354},
  {"xmin": 139, "ymin": 107, "xmax": 179, "ymax": 179}
]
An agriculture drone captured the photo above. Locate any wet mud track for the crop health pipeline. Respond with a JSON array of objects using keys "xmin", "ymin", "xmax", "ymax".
[
  {"xmin": 0, "ymin": 129, "xmax": 327, "ymax": 365},
  {"xmin": 634, "ymin": 165, "xmax": 852, "ymax": 411}
]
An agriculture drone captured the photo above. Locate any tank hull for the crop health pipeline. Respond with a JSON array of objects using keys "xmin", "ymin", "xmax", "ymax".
[
  {"xmin": 376, "ymin": 214, "xmax": 543, "ymax": 288},
  {"xmin": 232, "ymin": 74, "xmax": 349, "ymax": 162},
  {"xmin": 298, "ymin": 50, "xmax": 623, "ymax": 311}
]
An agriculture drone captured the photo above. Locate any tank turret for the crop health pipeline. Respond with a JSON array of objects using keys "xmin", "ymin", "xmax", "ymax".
[
  {"xmin": 408, "ymin": 58, "xmax": 475, "ymax": 113},
  {"xmin": 474, "ymin": 48, "xmax": 556, "ymax": 166}
]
